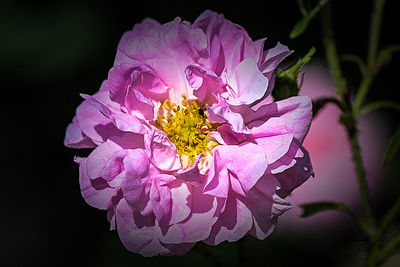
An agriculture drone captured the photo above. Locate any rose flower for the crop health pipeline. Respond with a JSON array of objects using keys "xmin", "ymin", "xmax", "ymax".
[{"xmin": 65, "ymin": 10, "xmax": 313, "ymax": 256}]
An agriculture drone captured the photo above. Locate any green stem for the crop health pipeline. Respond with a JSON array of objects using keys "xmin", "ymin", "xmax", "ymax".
[
  {"xmin": 359, "ymin": 100, "xmax": 400, "ymax": 116},
  {"xmin": 354, "ymin": 0, "xmax": 386, "ymax": 112},
  {"xmin": 312, "ymin": 97, "xmax": 343, "ymax": 118},
  {"xmin": 380, "ymin": 233, "xmax": 400, "ymax": 264},
  {"xmin": 297, "ymin": 0, "xmax": 308, "ymax": 16},
  {"xmin": 377, "ymin": 196, "xmax": 400, "ymax": 240},
  {"xmin": 367, "ymin": 0, "xmax": 386, "ymax": 70},
  {"xmin": 354, "ymin": 70, "xmax": 374, "ymax": 115},
  {"xmin": 343, "ymin": 116, "xmax": 375, "ymax": 228},
  {"xmin": 321, "ymin": 3, "xmax": 346, "ymax": 99}
]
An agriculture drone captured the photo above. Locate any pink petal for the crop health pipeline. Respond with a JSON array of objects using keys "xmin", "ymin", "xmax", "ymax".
[
  {"xmin": 185, "ymin": 64, "xmax": 223, "ymax": 105},
  {"xmin": 203, "ymin": 150, "xmax": 230, "ymax": 198},
  {"xmin": 76, "ymin": 96, "xmax": 120, "ymax": 145},
  {"xmin": 81, "ymin": 93, "xmax": 147, "ymax": 134},
  {"xmin": 79, "ymin": 158, "xmax": 115, "ymax": 210},
  {"xmin": 206, "ymin": 99, "xmax": 249, "ymax": 133},
  {"xmin": 150, "ymin": 175, "xmax": 173, "ymax": 228},
  {"xmin": 217, "ymin": 143, "xmax": 268, "ymax": 192},
  {"xmin": 226, "ymin": 58, "xmax": 269, "ymax": 106},
  {"xmin": 115, "ymin": 17, "xmax": 206, "ymax": 101},
  {"xmin": 144, "ymin": 131, "xmax": 181, "ymax": 171},
  {"xmin": 174, "ymin": 154, "xmax": 205, "ymax": 186},
  {"xmin": 125, "ymin": 87, "xmax": 154, "ymax": 120},
  {"xmin": 246, "ymin": 174, "xmax": 280, "ymax": 239},
  {"xmin": 167, "ymin": 186, "xmax": 221, "ymax": 243},
  {"xmin": 169, "ymin": 180, "xmax": 191, "ymax": 225},
  {"xmin": 247, "ymin": 96, "xmax": 312, "ymax": 143},
  {"xmin": 253, "ymin": 133, "xmax": 294, "ymax": 165},
  {"xmin": 108, "ymin": 64, "xmax": 134, "ymax": 105},
  {"xmin": 100, "ymin": 149, "xmax": 132, "ymax": 181},
  {"xmin": 64, "ymin": 118, "xmax": 96, "ymax": 148},
  {"xmin": 216, "ymin": 124, "xmax": 248, "ymax": 145},
  {"xmin": 86, "ymin": 139, "xmax": 122, "ymax": 179},
  {"xmin": 205, "ymin": 193, "xmax": 252, "ymax": 245},
  {"xmin": 274, "ymin": 143, "xmax": 314, "ymax": 198},
  {"xmin": 116, "ymin": 199, "xmax": 169, "ymax": 256},
  {"xmin": 193, "ymin": 10, "xmax": 263, "ymax": 75},
  {"xmin": 260, "ymin": 42, "xmax": 293, "ymax": 80},
  {"xmin": 121, "ymin": 149, "xmax": 150, "ymax": 206}
]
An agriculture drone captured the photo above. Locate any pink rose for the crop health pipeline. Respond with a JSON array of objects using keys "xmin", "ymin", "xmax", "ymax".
[{"xmin": 65, "ymin": 10, "xmax": 313, "ymax": 256}]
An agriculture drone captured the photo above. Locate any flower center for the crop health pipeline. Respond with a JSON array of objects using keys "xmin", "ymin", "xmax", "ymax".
[{"xmin": 155, "ymin": 94, "xmax": 218, "ymax": 166}]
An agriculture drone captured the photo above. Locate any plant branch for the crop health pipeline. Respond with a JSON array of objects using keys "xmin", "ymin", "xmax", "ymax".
[
  {"xmin": 340, "ymin": 54, "xmax": 367, "ymax": 75},
  {"xmin": 297, "ymin": 0, "xmax": 308, "ymax": 16},
  {"xmin": 341, "ymin": 112, "xmax": 375, "ymax": 229},
  {"xmin": 380, "ymin": 233, "xmax": 400, "ymax": 264},
  {"xmin": 321, "ymin": 3, "xmax": 346, "ymax": 99},
  {"xmin": 354, "ymin": 0, "xmax": 386, "ymax": 112},
  {"xmin": 377, "ymin": 196, "xmax": 400, "ymax": 240},
  {"xmin": 367, "ymin": 0, "xmax": 386, "ymax": 70},
  {"xmin": 359, "ymin": 100, "xmax": 400, "ymax": 116},
  {"xmin": 312, "ymin": 97, "xmax": 343, "ymax": 118}
]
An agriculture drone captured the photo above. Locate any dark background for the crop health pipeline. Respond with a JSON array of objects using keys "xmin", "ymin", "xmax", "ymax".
[{"xmin": 2, "ymin": 0, "xmax": 399, "ymax": 266}]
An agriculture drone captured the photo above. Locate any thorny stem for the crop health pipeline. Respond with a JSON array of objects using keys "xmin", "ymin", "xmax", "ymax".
[
  {"xmin": 321, "ymin": 1, "xmax": 375, "ymax": 229},
  {"xmin": 320, "ymin": 0, "xmax": 400, "ymax": 266},
  {"xmin": 343, "ymin": 114, "xmax": 375, "ymax": 229}
]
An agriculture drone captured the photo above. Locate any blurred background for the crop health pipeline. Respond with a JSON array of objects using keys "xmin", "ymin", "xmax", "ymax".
[{"xmin": 1, "ymin": 0, "xmax": 399, "ymax": 266}]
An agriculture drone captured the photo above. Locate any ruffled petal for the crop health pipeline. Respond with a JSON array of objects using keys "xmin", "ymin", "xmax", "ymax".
[
  {"xmin": 163, "ymin": 184, "xmax": 219, "ymax": 243},
  {"xmin": 121, "ymin": 149, "xmax": 150, "ymax": 206},
  {"xmin": 150, "ymin": 175, "xmax": 173, "ymax": 228},
  {"xmin": 81, "ymin": 93, "xmax": 147, "ymax": 134},
  {"xmin": 260, "ymin": 42, "xmax": 293, "ymax": 79},
  {"xmin": 246, "ymin": 96, "xmax": 312, "ymax": 143},
  {"xmin": 206, "ymin": 143, "xmax": 268, "ymax": 195},
  {"xmin": 79, "ymin": 158, "xmax": 116, "ymax": 210},
  {"xmin": 274, "ymin": 143, "xmax": 314, "ymax": 198},
  {"xmin": 75, "ymin": 94, "xmax": 120, "ymax": 144},
  {"xmin": 185, "ymin": 64, "xmax": 223, "ymax": 105},
  {"xmin": 64, "ymin": 117, "xmax": 96, "ymax": 148},
  {"xmin": 116, "ymin": 199, "xmax": 170, "ymax": 257},
  {"xmin": 226, "ymin": 58, "xmax": 269, "ymax": 106},
  {"xmin": 206, "ymin": 98, "xmax": 249, "ymax": 133},
  {"xmin": 205, "ymin": 193, "xmax": 252, "ymax": 245},
  {"xmin": 174, "ymin": 154, "xmax": 205, "ymax": 186},
  {"xmin": 100, "ymin": 149, "xmax": 132, "ymax": 181},
  {"xmin": 144, "ymin": 131, "xmax": 181, "ymax": 171},
  {"xmin": 246, "ymin": 174, "xmax": 281, "ymax": 239}
]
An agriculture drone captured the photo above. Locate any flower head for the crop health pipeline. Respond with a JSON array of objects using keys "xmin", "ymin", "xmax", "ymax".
[{"xmin": 65, "ymin": 10, "xmax": 313, "ymax": 256}]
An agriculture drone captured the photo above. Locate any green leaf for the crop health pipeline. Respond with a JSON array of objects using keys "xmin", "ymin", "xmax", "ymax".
[
  {"xmin": 383, "ymin": 127, "xmax": 400, "ymax": 165},
  {"xmin": 377, "ymin": 45, "xmax": 400, "ymax": 69},
  {"xmin": 290, "ymin": 0, "xmax": 330, "ymax": 39},
  {"xmin": 272, "ymin": 47, "xmax": 316, "ymax": 101},
  {"xmin": 300, "ymin": 201, "xmax": 352, "ymax": 218}
]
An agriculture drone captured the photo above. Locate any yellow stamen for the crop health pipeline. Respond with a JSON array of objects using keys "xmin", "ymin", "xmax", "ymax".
[{"xmin": 155, "ymin": 95, "xmax": 219, "ymax": 166}]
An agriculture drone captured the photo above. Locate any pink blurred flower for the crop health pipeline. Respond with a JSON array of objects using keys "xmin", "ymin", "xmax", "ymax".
[{"xmin": 65, "ymin": 10, "xmax": 313, "ymax": 256}]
